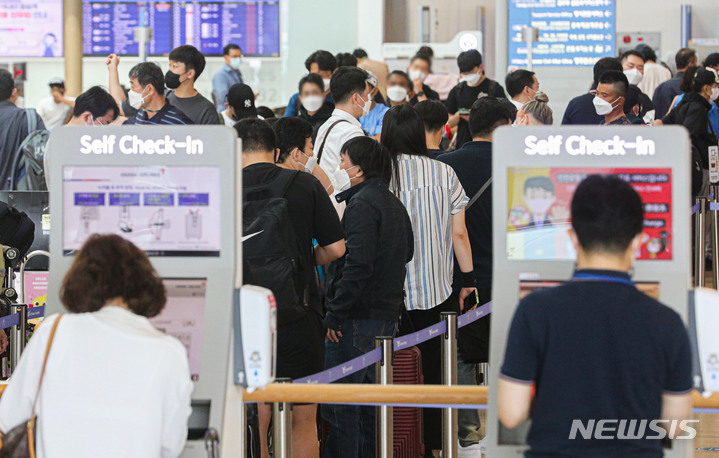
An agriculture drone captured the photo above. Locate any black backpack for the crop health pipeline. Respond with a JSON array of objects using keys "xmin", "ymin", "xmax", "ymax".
[
  {"xmin": 243, "ymin": 169, "xmax": 309, "ymax": 326},
  {"xmin": 0, "ymin": 201, "xmax": 35, "ymax": 260}
]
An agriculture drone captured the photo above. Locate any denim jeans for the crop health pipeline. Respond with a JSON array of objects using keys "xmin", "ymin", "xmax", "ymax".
[
  {"xmin": 322, "ymin": 319, "xmax": 397, "ymax": 458},
  {"xmin": 458, "ymin": 356, "xmax": 483, "ymax": 446}
]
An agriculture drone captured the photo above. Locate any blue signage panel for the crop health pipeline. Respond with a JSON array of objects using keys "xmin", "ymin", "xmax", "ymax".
[
  {"xmin": 508, "ymin": 0, "xmax": 615, "ymax": 67},
  {"xmin": 82, "ymin": 0, "xmax": 279, "ymax": 56}
]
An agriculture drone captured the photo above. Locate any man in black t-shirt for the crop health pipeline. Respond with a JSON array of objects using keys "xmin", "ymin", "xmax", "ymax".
[
  {"xmin": 439, "ymin": 97, "xmax": 512, "ymax": 454},
  {"xmin": 237, "ymin": 118, "xmax": 346, "ymax": 458},
  {"xmin": 499, "ymin": 175, "xmax": 693, "ymax": 457},
  {"xmin": 446, "ymin": 50, "xmax": 507, "ymax": 149}
]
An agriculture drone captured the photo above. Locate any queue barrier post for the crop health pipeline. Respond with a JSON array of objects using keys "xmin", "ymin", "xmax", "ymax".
[
  {"xmin": 712, "ymin": 186, "xmax": 719, "ymax": 289},
  {"xmin": 478, "ymin": 363, "xmax": 489, "ymax": 386},
  {"xmin": 9, "ymin": 304, "xmax": 27, "ymax": 375},
  {"xmin": 695, "ymin": 197, "xmax": 707, "ymax": 287},
  {"xmin": 440, "ymin": 312, "xmax": 459, "ymax": 458},
  {"xmin": 273, "ymin": 378, "xmax": 293, "ymax": 458},
  {"xmin": 375, "ymin": 336, "xmax": 394, "ymax": 458}
]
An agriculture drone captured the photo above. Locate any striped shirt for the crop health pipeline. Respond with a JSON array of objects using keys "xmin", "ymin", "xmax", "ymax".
[
  {"xmin": 390, "ymin": 154, "xmax": 468, "ymax": 310},
  {"xmin": 123, "ymin": 103, "xmax": 192, "ymax": 125}
]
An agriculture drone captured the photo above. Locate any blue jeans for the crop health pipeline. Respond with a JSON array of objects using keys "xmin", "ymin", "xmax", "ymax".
[
  {"xmin": 322, "ymin": 319, "xmax": 396, "ymax": 458},
  {"xmin": 458, "ymin": 356, "xmax": 482, "ymax": 446}
]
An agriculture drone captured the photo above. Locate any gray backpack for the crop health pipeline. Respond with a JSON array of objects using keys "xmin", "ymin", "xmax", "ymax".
[{"xmin": 9, "ymin": 108, "xmax": 49, "ymax": 191}]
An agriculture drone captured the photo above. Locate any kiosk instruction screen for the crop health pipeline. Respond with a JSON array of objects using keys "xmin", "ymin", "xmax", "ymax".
[
  {"xmin": 507, "ymin": 167, "xmax": 672, "ymax": 261},
  {"xmin": 62, "ymin": 165, "xmax": 221, "ymax": 256},
  {"xmin": 150, "ymin": 278, "xmax": 207, "ymax": 381}
]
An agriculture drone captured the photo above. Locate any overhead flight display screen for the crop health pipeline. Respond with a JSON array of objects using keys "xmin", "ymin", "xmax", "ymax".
[
  {"xmin": 62, "ymin": 165, "xmax": 221, "ymax": 256},
  {"xmin": 82, "ymin": 0, "xmax": 279, "ymax": 56},
  {"xmin": 508, "ymin": 0, "xmax": 615, "ymax": 67}
]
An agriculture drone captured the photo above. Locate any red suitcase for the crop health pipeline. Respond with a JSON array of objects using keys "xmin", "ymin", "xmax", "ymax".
[{"xmin": 392, "ymin": 346, "xmax": 425, "ymax": 458}]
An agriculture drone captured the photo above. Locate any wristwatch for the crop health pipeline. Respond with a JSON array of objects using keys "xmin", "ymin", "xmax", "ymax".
[{"xmin": 416, "ymin": 91, "xmax": 425, "ymax": 97}]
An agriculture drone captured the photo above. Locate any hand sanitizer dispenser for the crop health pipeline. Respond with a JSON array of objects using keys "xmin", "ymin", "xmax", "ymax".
[{"xmin": 233, "ymin": 285, "xmax": 277, "ymax": 390}]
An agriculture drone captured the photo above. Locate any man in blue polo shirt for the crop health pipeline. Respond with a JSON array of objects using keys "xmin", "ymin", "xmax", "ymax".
[
  {"xmin": 499, "ymin": 175, "xmax": 693, "ymax": 457},
  {"xmin": 212, "ymin": 44, "xmax": 244, "ymax": 112},
  {"xmin": 121, "ymin": 62, "xmax": 192, "ymax": 126}
]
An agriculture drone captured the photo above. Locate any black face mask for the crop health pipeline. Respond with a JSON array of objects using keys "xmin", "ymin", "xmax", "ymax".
[{"xmin": 165, "ymin": 70, "xmax": 182, "ymax": 89}]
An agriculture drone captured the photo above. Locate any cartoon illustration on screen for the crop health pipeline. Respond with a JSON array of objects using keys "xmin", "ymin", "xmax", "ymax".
[
  {"xmin": 78, "ymin": 207, "xmax": 100, "ymax": 240},
  {"xmin": 509, "ymin": 176, "xmax": 570, "ymax": 230}
]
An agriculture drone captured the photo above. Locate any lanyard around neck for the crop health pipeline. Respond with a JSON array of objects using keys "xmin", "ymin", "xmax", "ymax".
[{"xmin": 571, "ymin": 272, "xmax": 635, "ymax": 287}]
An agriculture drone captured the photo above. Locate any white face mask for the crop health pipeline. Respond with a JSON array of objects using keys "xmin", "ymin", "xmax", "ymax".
[
  {"xmin": 230, "ymin": 57, "xmax": 242, "ymax": 69},
  {"xmin": 356, "ymin": 93, "xmax": 372, "ymax": 117},
  {"xmin": 333, "ymin": 169, "xmax": 352, "ymax": 192},
  {"xmin": 221, "ymin": 110, "xmax": 235, "ymax": 127},
  {"xmin": 408, "ymin": 69, "xmax": 427, "ymax": 83},
  {"xmin": 593, "ymin": 95, "xmax": 621, "ymax": 116},
  {"xmin": 302, "ymin": 95, "xmax": 324, "ymax": 112},
  {"xmin": 323, "ymin": 78, "xmax": 331, "ymax": 92},
  {"xmin": 387, "ymin": 85, "xmax": 409, "ymax": 103},
  {"xmin": 84, "ymin": 115, "xmax": 105, "ymax": 126},
  {"xmin": 624, "ymin": 68, "xmax": 643, "ymax": 85},
  {"xmin": 460, "ymin": 72, "xmax": 481, "ymax": 86},
  {"xmin": 711, "ymin": 87, "xmax": 719, "ymax": 103},
  {"xmin": 292, "ymin": 149, "xmax": 317, "ymax": 174},
  {"xmin": 128, "ymin": 87, "xmax": 148, "ymax": 110}
]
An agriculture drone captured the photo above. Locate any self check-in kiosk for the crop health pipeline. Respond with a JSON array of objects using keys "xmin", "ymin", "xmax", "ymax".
[
  {"xmin": 487, "ymin": 126, "xmax": 693, "ymax": 457},
  {"xmin": 44, "ymin": 126, "xmax": 274, "ymax": 457}
]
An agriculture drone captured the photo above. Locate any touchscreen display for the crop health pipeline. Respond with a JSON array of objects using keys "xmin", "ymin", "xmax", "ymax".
[
  {"xmin": 63, "ymin": 166, "xmax": 220, "ymax": 256},
  {"xmin": 507, "ymin": 167, "xmax": 672, "ymax": 261},
  {"xmin": 150, "ymin": 278, "xmax": 207, "ymax": 381}
]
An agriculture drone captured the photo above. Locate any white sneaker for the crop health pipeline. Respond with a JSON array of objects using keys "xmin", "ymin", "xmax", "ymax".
[{"xmin": 458, "ymin": 442, "xmax": 483, "ymax": 458}]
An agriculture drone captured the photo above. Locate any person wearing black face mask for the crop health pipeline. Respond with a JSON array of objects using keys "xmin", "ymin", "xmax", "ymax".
[
  {"xmin": 219, "ymin": 83, "xmax": 257, "ymax": 126},
  {"xmin": 165, "ymin": 45, "xmax": 221, "ymax": 125}
]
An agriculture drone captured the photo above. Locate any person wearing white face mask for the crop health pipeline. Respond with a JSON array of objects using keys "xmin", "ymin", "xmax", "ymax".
[
  {"xmin": 298, "ymin": 73, "xmax": 335, "ymax": 142},
  {"xmin": 447, "ymin": 49, "xmax": 508, "ymax": 149},
  {"xmin": 592, "ymin": 70, "xmax": 631, "ymax": 125},
  {"xmin": 273, "ymin": 117, "xmax": 335, "ymax": 195},
  {"xmin": 354, "ymin": 47, "xmax": 390, "ymax": 98},
  {"xmin": 385, "ymin": 71, "xmax": 413, "ymax": 107},
  {"xmin": 212, "ymin": 44, "xmax": 244, "ymax": 112},
  {"xmin": 120, "ymin": 62, "xmax": 192, "ymax": 126},
  {"xmin": 315, "ymin": 67, "xmax": 370, "ymax": 194},
  {"xmin": 284, "ymin": 50, "xmax": 337, "ymax": 117},
  {"xmin": 358, "ymin": 71, "xmax": 390, "ymax": 139},
  {"xmin": 506, "ymin": 69, "xmax": 539, "ymax": 112},
  {"xmin": 620, "ymin": 50, "xmax": 654, "ymax": 118},
  {"xmin": 407, "ymin": 54, "xmax": 441, "ymax": 104}
]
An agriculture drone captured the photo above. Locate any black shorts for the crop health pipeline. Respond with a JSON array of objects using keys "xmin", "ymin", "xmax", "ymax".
[{"xmin": 275, "ymin": 310, "xmax": 325, "ymax": 381}]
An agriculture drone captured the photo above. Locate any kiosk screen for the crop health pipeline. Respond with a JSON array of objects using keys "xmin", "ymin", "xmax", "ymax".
[
  {"xmin": 150, "ymin": 278, "xmax": 207, "ymax": 381},
  {"xmin": 520, "ymin": 279, "xmax": 660, "ymax": 300},
  {"xmin": 62, "ymin": 166, "xmax": 221, "ymax": 256},
  {"xmin": 507, "ymin": 167, "xmax": 672, "ymax": 261}
]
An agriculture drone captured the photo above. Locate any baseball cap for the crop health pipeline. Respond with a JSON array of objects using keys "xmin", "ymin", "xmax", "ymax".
[
  {"xmin": 366, "ymin": 70, "xmax": 379, "ymax": 89},
  {"xmin": 48, "ymin": 77, "xmax": 65, "ymax": 87},
  {"xmin": 226, "ymin": 83, "xmax": 257, "ymax": 120}
]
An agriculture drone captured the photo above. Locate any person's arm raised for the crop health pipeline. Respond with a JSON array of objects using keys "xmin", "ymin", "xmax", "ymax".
[{"xmin": 106, "ymin": 54, "xmax": 127, "ymax": 116}]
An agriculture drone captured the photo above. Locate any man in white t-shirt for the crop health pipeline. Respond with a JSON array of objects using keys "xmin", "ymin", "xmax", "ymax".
[
  {"xmin": 314, "ymin": 67, "xmax": 370, "ymax": 192},
  {"xmin": 36, "ymin": 78, "xmax": 75, "ymax": 130}
]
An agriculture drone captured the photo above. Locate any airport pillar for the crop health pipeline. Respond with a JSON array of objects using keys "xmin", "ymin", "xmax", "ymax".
[{"xmin": 64, "ymin": 0, "xmax": 83, "ymax": 96}]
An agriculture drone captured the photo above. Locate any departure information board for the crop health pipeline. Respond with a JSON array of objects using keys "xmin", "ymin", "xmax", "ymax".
[
  {"xmin": 82, "ymin": 0, "xmax": 279, "ymax": 56},
  {"xmin": 508, "ymin": 0, "xmax": 615, "ymax": 67}
]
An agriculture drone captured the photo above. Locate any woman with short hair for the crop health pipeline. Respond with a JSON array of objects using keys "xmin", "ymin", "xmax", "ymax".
[{"xmin": 0, "ymin": 234, "xmax": 192, "ymax": 458}]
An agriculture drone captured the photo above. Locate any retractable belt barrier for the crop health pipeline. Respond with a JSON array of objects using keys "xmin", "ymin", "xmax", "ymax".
[
  {"xmin": 293, "ymin": 302, "xmax": 491, "ymax": 384},
  {"xmin": 0, "ymin": 305, "xmax": 45, "ymax": 330}
]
